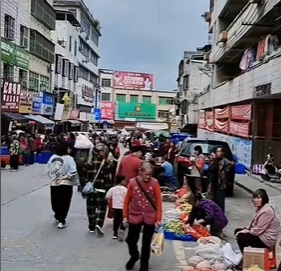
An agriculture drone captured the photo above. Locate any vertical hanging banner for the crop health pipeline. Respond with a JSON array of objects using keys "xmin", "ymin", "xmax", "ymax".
[{"xmin": 205, "ymin": 111, "xmax": 214, "ymax": 131}]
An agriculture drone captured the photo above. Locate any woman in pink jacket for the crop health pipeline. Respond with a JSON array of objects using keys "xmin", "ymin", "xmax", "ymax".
[{"xmin": 234, "ymin": 189, "xmax": 279, "ymax": 268}]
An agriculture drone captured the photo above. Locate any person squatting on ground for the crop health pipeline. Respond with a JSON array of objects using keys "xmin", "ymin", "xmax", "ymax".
[
  {"xmin": 46, "ymin": 141, "xmax": 78, "ymax": 229},
  {"xmin": 105, "ymin": 175, "xmax": 127, "ymax": 240},
  {"xmin": 82, "ymin": 143, "xmax": 113, "ymax": 236},
  {"xmin": 123, "ymin": 162, "xmax": 162, "ymax": 271}
]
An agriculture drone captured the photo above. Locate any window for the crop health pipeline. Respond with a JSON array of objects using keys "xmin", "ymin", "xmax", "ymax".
[
  {"xmin": 79, "ymin": 66, "xmax": 89, "ymax": 81},
  {"xmin": 29, "ymin": 71, "xmax": 40, "ymax": 92},
  {"xmin": 69, "ymin": 63, "xmax": 74, "ymax": 80},
  {"xmin": 130, "ymin": 95, "xmax": 138, "ymax": 103},
  {"xmin": 81, "ymin": 16, "xmax": 90, "ymax": 35},
  {"xmin": 101, "ymin": 93, "xmax": 111, "ymax": 101},
  {"xmin": 142, "ymin": 95, "xmax": 152, "ymax": 104},
  {"xmin": 74, "ymin": 40, "xmax": 77, "ymax": 56},
  {"xmin": 3, "ymin": 64, "xmax": 14, "ymax": 80},
  {"xmin": 69, "ymin": 36, "xmax": 72, "ymax": 52},
  {"xmin": 90, "ymin": 51, "xmax": 98, "ymax": 66},
  {"xmin": 29, "ymin": 29, "xmax": 55, "ymax": 63},
  {"xmin": 4, "ymin": 14, "xmax": 15, "ymax": 40},
  {"xmin": 158, "ymin": 97, "xmax": 174, "ymax": 105},
  {"xmin": 20, "ymin": 25, "xmax": 28, "ymax": 48},
  {"xmin": 30, "ymin": 0, "xmax": 56, "ymax": 30},
  {"xmin": 91, "ymin": 28, "xmax": 99, "ymax": 46},
  {"xmin": 90, "ymin": 73, "xmax": 98, "ymax": 84},
  {"xmin": 158, "ymin": 110, "xmax": 169, "ymax": 119},
  {"xmin": 40, "ymin": 75, "xmax": 50, "ymax": 92},
  {"xmin": 80, "ymin": 41, "xmax": 89, "ymax": 59},
  {"xmin": 183, "ymin": 75, "xmax": 189, "ymax": 90},
  {"xmin": 116, "ymin": 94, "xmax": 126, "ymax": 102},
  {"xmin": 101, "ymin": 79, "xmax": 111, "ymax": 87},
  {"xmin": 19, "ymin": 69, "xmax": 28, "ymax": 88}
]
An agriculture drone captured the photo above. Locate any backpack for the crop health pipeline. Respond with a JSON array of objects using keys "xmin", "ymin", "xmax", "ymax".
[{"xmin": 75, "ymin": 149, "xmax": 89, "ymax": 168}]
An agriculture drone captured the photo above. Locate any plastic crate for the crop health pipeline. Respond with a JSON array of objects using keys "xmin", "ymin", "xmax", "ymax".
[
  {"xmin": 39, "ymin": 151, "xmax": 52, "ymax": 164},
  {"xmin": 235, "ymin": 163, "xmax": 245, "ymax": 174},
  {"xmin": 1, "ymin": 146, "xmax": 8, "ymax": 156}
]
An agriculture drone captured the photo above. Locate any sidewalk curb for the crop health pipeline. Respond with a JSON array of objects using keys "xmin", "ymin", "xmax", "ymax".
[
  {"xmin": 234, "ymin": 180, "xmax": 254, "ymax": 195},
  {"xmin": 245, "ymin": 171, "xmax": 281, "ymax": 193}
]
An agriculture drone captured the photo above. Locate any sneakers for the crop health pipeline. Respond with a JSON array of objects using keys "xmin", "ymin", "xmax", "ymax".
[
  {"xmin": 118, "ymin": 230, "xmax": 125, "ymax": 242},
  {"xmin": 95, "ymin": 225, "xmax": 104, "ymax": 237},
  {"xmin": 112, "ymin": 235, "xmax": 118, "ymax": 239},
  {"xmin": 89, "ymin": 229, "xmax": 95, "ymax": 234},
  {"xmin": 57, "ymin": 222, "xmax": 68, "ymax": 229}
]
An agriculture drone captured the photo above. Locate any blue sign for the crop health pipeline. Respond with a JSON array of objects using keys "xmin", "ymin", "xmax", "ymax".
[
  {"xmin": 94, "ymin": 108, "xmax": 101, "ymax": 121},
  {"xmin": 42, "ymin": 93, "xmax": 54, "ymax": 105},
  {"xmin": 32, "ymin": 96, "xmax": 42, "ymax": 114}
]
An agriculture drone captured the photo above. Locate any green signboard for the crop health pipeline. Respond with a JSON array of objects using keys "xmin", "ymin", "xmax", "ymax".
[
  {"xmin": 118, "ymin": 102, "xmax": 156, "ymax": 120},
  {"xmin": 1, "ymin": 39, "xmax": 29, "ymax": 70}
]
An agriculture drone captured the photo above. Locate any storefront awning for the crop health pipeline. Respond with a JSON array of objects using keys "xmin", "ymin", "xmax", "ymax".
[
  {"xmin": 26, "ymin": 115, "xmax": 55, "ymax": 128},
  {"xmin": 2, "ymin": 112, "xmax": 29, "ymax": 122},
  {"xmin": 68, "ymin": 120, "xmax": 82, "ymax": 125}
]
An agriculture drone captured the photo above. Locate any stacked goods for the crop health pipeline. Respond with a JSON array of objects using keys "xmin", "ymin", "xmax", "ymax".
[{"xmin": 162, "ymin": 187, "xmax": 210, "ymax": 241}]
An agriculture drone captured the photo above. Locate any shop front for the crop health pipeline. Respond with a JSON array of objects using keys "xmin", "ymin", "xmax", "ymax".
[
  {"xmin": 115, "ymin": 102, "xmax": 156, "ymax": 129},
  {"xmin": 68, "ymin": 108, "xmax": 82, "ymax": 132}
]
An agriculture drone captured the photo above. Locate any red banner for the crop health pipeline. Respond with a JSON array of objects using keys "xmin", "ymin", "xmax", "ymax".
[
  {"xmin": 229, "ymin": 121, "xmax": 250, "ymax": 138},
  {"xmin": 205, "ymin": 111, "xmax": 214, "ymax": 131},
  {"xmin": 214, "ymin": 119, "xmax": 229, "ymax": 133},
  {"xmin": 69, "ymin": 109, "xmax": 80, "ymax": 120},
  {"xmin": 198, "ymin": 111, "xmax": 205, "ymax": 128},
  {"xmin": 214, "ymin": 106, "xmax": 229, "ymax": 119},
  {"xmin": 101, "ymin": 102, "xmax": 114, "ymax": 120},
  {"xmin": 230, "ymin": 104, "xmax": 252, "ymax": 120}
]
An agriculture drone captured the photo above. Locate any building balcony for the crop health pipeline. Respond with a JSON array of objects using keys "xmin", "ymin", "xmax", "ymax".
[
  {"xmin": 31, "ymin": 0, "xmax": 56, "ymax": 30},
  {"xmin": 218, "ymin": 0, "xmax": 249, "ymax": 22},
  {"xmin": 30, "ymin": 29, "xmax": 55, "ymax": 63},
  {"xmin": 210, "ymin": 53, "xmax": 281, "ymax": 107},
  {"xmin": 211, "ymin": 0, "xmax": 281, "ymax": 64}
]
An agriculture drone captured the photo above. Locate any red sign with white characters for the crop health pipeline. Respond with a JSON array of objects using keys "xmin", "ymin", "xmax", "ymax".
[
  {"xmin": 101, "ymin": 102, "xmax": 114, "ymax": 120},
  {"xmin": 229, "ymin": 121, "xmax": 250, "ymax": 138},
  {"xmin": 1, "ymin": 81, "xmax": 22, "ymax": 112}
]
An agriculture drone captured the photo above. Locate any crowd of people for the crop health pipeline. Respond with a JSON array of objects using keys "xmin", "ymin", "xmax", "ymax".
[{"xmin": 3, "ymin": 130, "xmax": 281, "ymax": 271}]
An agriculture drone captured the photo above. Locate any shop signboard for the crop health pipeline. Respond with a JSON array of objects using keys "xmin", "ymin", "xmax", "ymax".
[
  {"xmin": 1, "ymin": 81, "xmax": 21, "ymax": 112},
  {"xmin": 118, "ymin": 102, "xmax": 156, "ymax": 120},
  {"xmin": 1, "ymin": 39, "xmax": 29, "ymax": 70},
  {"xmin": 77, "ymin": 84, "xmax": 95, "ymax": 107},
  {"xmin": 113, "ymin": 71, "xmax": 154, "ymax": 90},
  {"xmin": 19, "ymin": 90, "xmax": 33, "ymax": 114},
  {"xmin": 101, "ymin": 102, "xmax": 114, "ymax": 120},
  {"xmin": 32, "ymin": 96, "xmax": 42, "ymax": 114},
  {"xmin": 41, "ymin": 92, "xmax": 54, "ymax": 115}
]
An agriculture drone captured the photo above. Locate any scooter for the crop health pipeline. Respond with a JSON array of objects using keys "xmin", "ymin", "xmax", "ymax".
[{"xmin": 260, "ymin": 153, "xmax": 281, "ymax": 182}]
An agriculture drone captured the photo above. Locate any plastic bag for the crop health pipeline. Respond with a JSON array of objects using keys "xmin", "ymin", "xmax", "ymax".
[
  {"xmin": 222, "ymin": 243, "xmax": 242, "ymax": 266},
  {"xmin": 195, "ymin": 236, "xmax": 224, "ymax": 260},
  {"xmin": 107, "ymin": 199, "xmax": 114, "ymax": 219},
  {"xmin": 74, "ymin": 134, "xmax": 93, "ymax": 149},
  {"xmin": 151, "ymin": 232, "xmax": 164, "ymax": 256},
  {"xmin": 82, "ymin": 181, "xmax": 94, "ymax": 194}
]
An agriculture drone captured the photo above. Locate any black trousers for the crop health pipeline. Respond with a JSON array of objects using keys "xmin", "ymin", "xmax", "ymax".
[
  {"xmin": 126, "ymin": 223, "xmax": 155, "ymax": 267},
  {"xmin": 234, "ymin": 228, "xmax": 268, "ymax": 253},
  {"xmin": 29, "ymin": 151, "xmax": 35, "ymax": 165},
  {"xmin": 277, "ymin": 262, "xmax": 281, "ymax": 271},
  {"xmin": 113, "ymin": 208, "xmax": 125, "ymax": 235},
  {"xmin": 50, "ymin": 185, "xmax": 73, "ymax": 224},
  {"xmin": 10, "ymin": 155, "xmax": 19, "ymax": 170}
]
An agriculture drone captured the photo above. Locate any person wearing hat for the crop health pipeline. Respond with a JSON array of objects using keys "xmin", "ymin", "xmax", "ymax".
[{"xmin": 83, "ymin": 143, "xmax": 112, "ymax": 236}]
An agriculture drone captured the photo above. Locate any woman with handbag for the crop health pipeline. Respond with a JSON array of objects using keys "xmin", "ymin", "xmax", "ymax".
[{"xmin": 123, "ymin": 162, "xmax": 163, "ymax": 271}]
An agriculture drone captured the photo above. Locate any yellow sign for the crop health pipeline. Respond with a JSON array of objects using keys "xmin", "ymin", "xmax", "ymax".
[
  {"xmin": 61, "ymin": 94, "xmax": 72, "ymax": 122},
  {"xmin": 18, "ymin": 90, "xmax": 33, "ymax": 114}
]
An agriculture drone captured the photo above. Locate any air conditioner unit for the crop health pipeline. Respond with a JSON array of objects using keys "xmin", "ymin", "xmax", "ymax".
[
  {"xmin": 219, "ymin": 31, "xmax": 228, "ymax": 43},
  {"xmin": 86, "ymin": 35, "xmax": 89, "ymax": 40},
  {"xmin": 57, "ymin": 39, "xmax": 66, "ymax": 48}
]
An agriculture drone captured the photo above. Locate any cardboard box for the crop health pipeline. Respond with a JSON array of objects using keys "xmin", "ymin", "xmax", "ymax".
[{"xmin": 243, "ymin": 247, "xmax": 266, "ymax": 270}]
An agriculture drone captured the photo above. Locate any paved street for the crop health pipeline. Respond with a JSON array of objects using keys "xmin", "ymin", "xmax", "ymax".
[{"xmin": 1, "ymin": 154, "xmax": 281, "ymax": 270}]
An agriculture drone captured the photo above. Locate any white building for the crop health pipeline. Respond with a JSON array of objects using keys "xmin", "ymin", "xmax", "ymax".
[
  {"xmin": 197, "ymin": 0, "xmax": 281, "ymax": 166},
  {"xmin": 100, "ymin": 69, "xmax": 114, "ymax": 102},
  {"xmin": 177, "ymin": 51, "xmax": 210, "ymax": 127},
  {"xmin": 53, "ymin": 0, "xmax": 102, "ymax": 130}
]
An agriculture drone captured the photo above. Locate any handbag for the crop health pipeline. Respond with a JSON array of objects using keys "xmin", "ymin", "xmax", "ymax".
[
  {"xmin": 82, "ymin": 159, "xmax": 105, "ymax": 195},
  {"xmin": 135, "ymin": 178, "xmax": 157, "ymax": 211}
]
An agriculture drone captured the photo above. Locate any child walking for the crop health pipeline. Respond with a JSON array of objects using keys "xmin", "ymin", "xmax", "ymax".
[{"xmin": 106, "ymin": 175, "xmax": 127, "ymax": 240}]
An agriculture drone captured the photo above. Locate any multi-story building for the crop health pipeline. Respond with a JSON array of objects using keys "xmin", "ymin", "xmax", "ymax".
[
  {"xmin": 53, "ymin": 0, "xmax": 102, "ymax": 132},
  {"xmin": 198, "ymin": 0, "xmax": 281, "ymax": 168},
  {"xmin": 98, "ymin": 69, "xmax": 178, "ymax": 130},
  {"xmin": 176, "ymin": 50, "xmax": 210, "ymax": 130}
]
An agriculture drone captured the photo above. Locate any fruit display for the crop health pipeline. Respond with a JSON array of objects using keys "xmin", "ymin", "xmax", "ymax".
[{"xmin": 163, "ymin": 220, "xmax": 185, "ymax": 235}]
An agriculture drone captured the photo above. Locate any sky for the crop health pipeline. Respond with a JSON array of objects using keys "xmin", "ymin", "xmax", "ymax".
[{"xmin": 86, "ymin": 0, "xmax": 209, "ymax": 91}]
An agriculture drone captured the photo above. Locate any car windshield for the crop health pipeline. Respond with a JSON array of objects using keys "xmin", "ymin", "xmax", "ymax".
[{"xmin": 181, "ymin": 141, "xmax": 233, "ymax": 159}]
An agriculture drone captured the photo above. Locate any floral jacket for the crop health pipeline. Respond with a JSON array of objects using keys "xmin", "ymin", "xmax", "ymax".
[{"xmin": 218, "ymin": 157, "xmax": 233, "ymax": 189}]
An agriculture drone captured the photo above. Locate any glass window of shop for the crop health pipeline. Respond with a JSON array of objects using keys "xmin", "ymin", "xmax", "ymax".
[
  {"xmin": 40, "ymin": 75, "xmax": 50, "ymax": 92},
  {"xmin": 158, "ymin": 97, "xmax": 174, "ymax": 105},
  {"xmin": 29, "ymin": 71, "xmax": 39, "ymax": 92},
  {"xmin": 142, "ymin": 95, "xmax": 152, "ymax": 104},
  {"xmin": 130, "ymin": 95, "xmax": 139, "ymax": 103},
  {"xmin": 101, "ymin": 93, "xmax": 111, "ymax": 101}
]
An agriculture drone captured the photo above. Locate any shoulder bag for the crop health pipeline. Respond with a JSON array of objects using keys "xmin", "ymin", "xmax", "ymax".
[{"xmin": 135, "ymin": 177, "xmax": 157, "ymax": 211}]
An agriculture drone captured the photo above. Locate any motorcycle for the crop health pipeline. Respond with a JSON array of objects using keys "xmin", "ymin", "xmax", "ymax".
[
  {"xmin": 123, "ymin": 135, "xmax": 130, "ymax": 147},
  {"xmin": 260, "ymin": 153, "xmax": 281, "ymax": 182}
]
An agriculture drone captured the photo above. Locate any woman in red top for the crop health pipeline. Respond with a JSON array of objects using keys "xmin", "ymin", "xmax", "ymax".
[
  {"xmin": 35, "ymin": 135, "xmax": 42, "ymax": 154},
  {"xmin": 123, "ymin": 162, "xmax": 162, "ymax": 271},
  {"xmin": 167, "ymin": 141, "xmax": 176, "ymax": 165}
]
